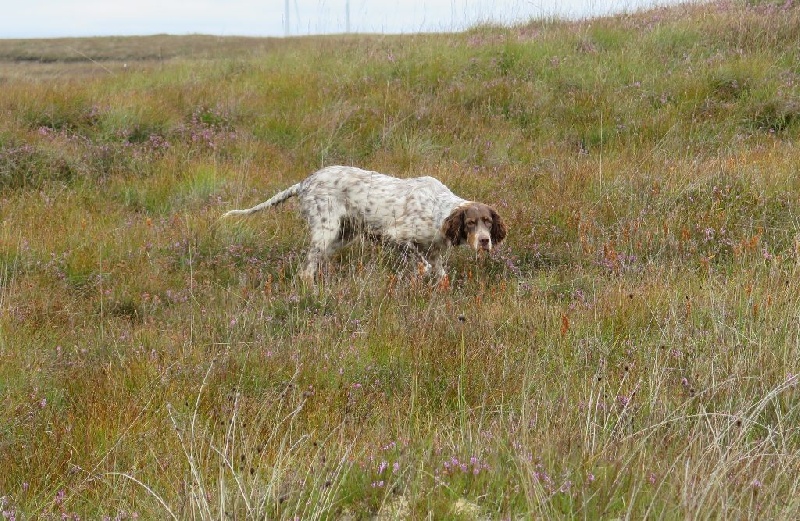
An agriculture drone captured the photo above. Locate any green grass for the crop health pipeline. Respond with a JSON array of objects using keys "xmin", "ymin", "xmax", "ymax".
[{"xmin": 1, "ymin": 1, "xmax": 800, "ymax": 518}]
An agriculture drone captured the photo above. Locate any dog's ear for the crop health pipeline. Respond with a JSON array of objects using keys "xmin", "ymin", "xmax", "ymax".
[
  {"xmin": 490, "ymin": 208, "xmax": 507, "ymax": 245},
  {"xmin": 442, "ymin": 207, "xmax": 466, "ymax": 246}
]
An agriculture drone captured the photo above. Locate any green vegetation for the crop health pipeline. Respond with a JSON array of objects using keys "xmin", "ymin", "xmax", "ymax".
[{"xmin": 1, "ymin": 1, "xmax": 800, "ymax": 518}]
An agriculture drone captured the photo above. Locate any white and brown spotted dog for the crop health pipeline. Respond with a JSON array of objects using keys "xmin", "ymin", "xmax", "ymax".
[{"xmin": 223, "ymin": 165, "xmax": 507, "ymax": 284}]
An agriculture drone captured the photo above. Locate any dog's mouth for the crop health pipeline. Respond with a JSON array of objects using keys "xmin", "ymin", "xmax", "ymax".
[{"xmin": 470, "ymin": 237, "xmax": 492, "ymax": 252}]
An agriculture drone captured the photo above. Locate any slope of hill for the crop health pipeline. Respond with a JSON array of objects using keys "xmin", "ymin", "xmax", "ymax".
[{"xmin": 1, "ymin": 1, "xmax": 799, "ymax": 518}]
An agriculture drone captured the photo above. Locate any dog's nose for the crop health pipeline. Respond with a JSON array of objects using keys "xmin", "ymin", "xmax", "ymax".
[{"xmin": 479, "ymin": 237, "xmax": 491, "ymax": 250}]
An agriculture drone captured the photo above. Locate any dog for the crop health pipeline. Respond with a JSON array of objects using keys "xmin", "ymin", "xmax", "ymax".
[{"xmin": 223, "ymin": 165, "xmax": 506, "ymax": 284}]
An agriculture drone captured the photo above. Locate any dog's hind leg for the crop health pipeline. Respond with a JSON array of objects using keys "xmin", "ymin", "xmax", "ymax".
[{"xmin": 300, "ymin": 221, "xmax": 347, "ymax": 285}]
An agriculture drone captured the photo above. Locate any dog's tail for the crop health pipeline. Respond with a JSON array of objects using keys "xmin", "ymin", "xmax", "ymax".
[{"xmin": 222, "ymin": 182, "xmax": 302, "ymax": 218}]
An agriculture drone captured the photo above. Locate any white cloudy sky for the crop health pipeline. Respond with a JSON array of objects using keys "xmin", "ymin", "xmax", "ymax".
[{"xmin": 1, "ymin": 0, "xmax": 688, "ymax": 39}]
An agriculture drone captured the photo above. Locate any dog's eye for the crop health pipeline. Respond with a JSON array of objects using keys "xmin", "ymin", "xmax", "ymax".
[{"xmin": 466, "ymin": 219, "xmax": 476, "ymax": 226}]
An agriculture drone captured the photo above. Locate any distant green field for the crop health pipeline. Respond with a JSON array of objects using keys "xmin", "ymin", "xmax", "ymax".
[{"xmin": 1, "ymin": 1, "xmax": 799, "ymax": 518}]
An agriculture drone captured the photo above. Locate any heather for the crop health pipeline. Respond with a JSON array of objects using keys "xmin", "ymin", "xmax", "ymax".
[{"xmin": 1, "ymin": 1, "xmax": 800, "ymax": 518}]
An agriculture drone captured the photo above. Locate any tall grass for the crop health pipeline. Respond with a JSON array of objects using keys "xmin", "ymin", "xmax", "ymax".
[{"xmin": 1, "ymin": 1, "xmax": 799, "ymax": 518}]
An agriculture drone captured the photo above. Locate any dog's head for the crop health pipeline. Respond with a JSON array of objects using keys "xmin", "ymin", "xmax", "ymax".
[{"xmin": 442, "ymin": 202, "xmax": 506, "ymax": 251}]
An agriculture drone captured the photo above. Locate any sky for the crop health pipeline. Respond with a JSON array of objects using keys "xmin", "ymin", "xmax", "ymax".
[{"xmin": 1, "ymin": 0, "xmax": 689, "ymax": 39}]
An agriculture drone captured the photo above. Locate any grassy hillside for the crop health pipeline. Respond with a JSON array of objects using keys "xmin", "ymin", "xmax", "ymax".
[{"xmin": 1, "ymin": 1, "xmax": 799, "ymax": 518}]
